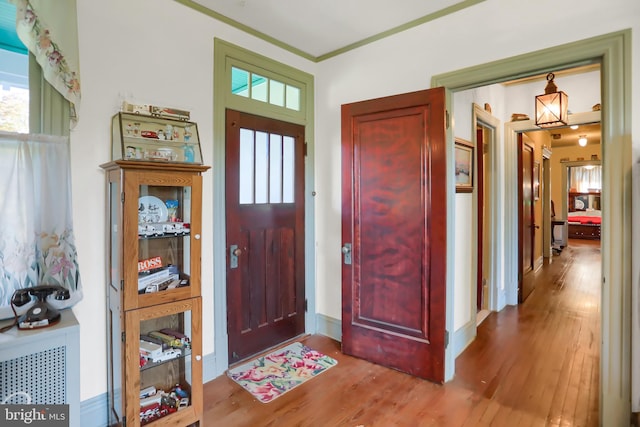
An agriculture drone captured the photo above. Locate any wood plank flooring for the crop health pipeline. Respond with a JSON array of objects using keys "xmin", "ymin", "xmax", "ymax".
[{"xmin": 201, "ymin": 239, "xmax": 600, "ymax": 426}]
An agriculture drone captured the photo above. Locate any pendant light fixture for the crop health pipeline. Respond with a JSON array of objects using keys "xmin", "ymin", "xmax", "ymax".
[
  {"xmin": 535, "ymin": 72, "xmax": 568, "ymax": 128},
  {"xmin": 578, "ymin": 135, "xmax": 587, "ymax": 147}
]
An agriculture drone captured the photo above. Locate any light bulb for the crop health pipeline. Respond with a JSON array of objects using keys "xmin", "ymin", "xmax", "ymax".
[
  {"xmin": 578, "ymin": 136, "xmax": 587, "ymax": 147},
  {"xmin": 570, "ymin": 125, "xmax": 579, "ymax": 130}
]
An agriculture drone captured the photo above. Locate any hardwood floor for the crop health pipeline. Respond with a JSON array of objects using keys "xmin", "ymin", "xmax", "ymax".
[{"xmin": 202, "ymin": 239, "xmax": 600, "ymax": 426}]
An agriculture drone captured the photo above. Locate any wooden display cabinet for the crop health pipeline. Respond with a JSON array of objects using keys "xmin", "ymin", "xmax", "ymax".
[{"xmin": 102, "ymin": 160, "xmax": 209, "ymax": 427}]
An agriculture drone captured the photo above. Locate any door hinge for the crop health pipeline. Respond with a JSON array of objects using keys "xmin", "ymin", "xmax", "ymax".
[
  {"xmin": 445, "ymin": 110, "xmax": 450, "ymax": 130},
  {"xmin": 121, "ymin": 331, "xmax": 125, "ymax": 343},
  {"xmin": 122, "ymin": 417, "xmax": 126, "ymax": 427},
  {"xmin": 444, "ymin": 330, "xmax": 449, "ymax": 348},
  {"xmin": 304, "ymin": 299, "xmax": 308, "ymax": 312},
  {"xmin": 121, "ymin": 192, "xmax": 125, "ymax": 203},
  {"xmin": 120, "ymin": 279, "xmax": 124, "ymax": 291},
  {"xmin": 304, "ymin": 142, "xmax": 308, "ymax": 157}
]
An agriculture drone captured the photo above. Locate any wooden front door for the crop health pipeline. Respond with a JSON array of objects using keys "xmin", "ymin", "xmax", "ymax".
[
  {"xmin": 519, "ymin": 135, "xmax": 535, "ymax": 302},
  {"xmin": 341, "ymin": 88, "xmax": 447, "ymax": 383},
  {"xmin": 225, "ymin": 109, "xmax": 306, "ymax": 363}
]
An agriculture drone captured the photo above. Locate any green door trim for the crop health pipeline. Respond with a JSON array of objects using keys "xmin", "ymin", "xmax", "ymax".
[{"xmin": 212, "ymin": 38, "xmax": 316, "ymax": 375}]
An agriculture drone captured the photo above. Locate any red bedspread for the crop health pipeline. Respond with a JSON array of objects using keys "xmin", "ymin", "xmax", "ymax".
[{"xmin": 568, "ymin": 216, "xmax": 601, "ymax": 225}]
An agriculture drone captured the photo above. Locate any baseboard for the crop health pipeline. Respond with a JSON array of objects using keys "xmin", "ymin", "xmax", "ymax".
[
  {"xmin": 316, "ymin": 313, "xmax": 341, "ymax": 342},
  {"xmin": 534, "ymin": 255, "xmax": 544, "ymax": 272},
  {"xmin": 202, "ymin": 351, "xmax": 217, "ymax": 383},
  {"xmin": 453, "ymin": 319, "xmax": 476, "ymax": 358},
  {"xmin": 80, "ymin": 393, "xmax": 107, "ymax": 427}
]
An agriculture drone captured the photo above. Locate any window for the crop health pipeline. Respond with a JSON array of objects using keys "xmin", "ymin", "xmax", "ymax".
[
  {"xmin": 0, "ymin": 0, "xmax": 29, "ymax": 132},
  {"xmin": 239, "ymin": 128, "xmax": 295, "ymax": 205},
  {"xmin": 569, "ymin": 165, "xmax": 602, "ymax": 193},
  {"xmin": 231, "ymin": 66, "xmax": 301, "ymax": 112}
]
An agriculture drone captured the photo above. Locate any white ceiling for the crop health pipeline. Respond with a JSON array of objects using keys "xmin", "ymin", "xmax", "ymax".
[
  {"xmin": 185, "ymin": 0, "xmax": 601, "ymax": 146},
  {"xmin": 188, "ymin": 0, "xmax": 473, "ymax": 59}
]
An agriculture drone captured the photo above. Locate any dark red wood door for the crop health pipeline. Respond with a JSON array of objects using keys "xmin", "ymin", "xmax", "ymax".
[
  {"xmin": 519, "ymin": 136, "xmax": 535, "ymax": 303},
  {"xmin": 341, "ymin": 88, "xmax": 447, "ymax": 383},
  {"xmin": 226, "ymin": 109, "xmax": 305, "ymax": 363}
]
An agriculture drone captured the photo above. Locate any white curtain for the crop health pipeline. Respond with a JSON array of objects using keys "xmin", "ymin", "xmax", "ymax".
[
  {"xmin": 569, "ymin": 165, "xmax": 602, "ymax": 193},
  {"xmin": 0, "ymin": 131, "xmax": 82, "ymax": 319}
]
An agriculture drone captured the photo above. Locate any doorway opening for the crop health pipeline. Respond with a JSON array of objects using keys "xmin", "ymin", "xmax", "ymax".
[{"xmin": 433, "ymin": 30, "xmax": 631, "ymax": 423}]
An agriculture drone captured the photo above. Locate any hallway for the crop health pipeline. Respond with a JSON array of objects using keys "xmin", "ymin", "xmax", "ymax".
[{"xmin": 202, "ymin": 239, "xmax": 600, "ymax": 426}]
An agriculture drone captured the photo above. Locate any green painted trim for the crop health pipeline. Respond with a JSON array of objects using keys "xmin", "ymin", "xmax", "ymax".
[
  {"xmin": 432, "ymin": 29, "xmax": 631, "ymax": 425},
  {"xmin": 176, "ymin": 0, "xmax": 484, "ymax": 63},
  {"xmin": 212, "ymin": 38, "xmax": 315, "ymax": 375},
  {"xmin": 316, "ymin": 0, "xmax": 485, "ymax": 62},
  {"xmin": 175, "ymin": 0, "xmax": 315, "ymax": 62}
]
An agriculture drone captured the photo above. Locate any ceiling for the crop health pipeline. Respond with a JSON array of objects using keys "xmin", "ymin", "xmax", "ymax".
[
  {"xmin": 184, "ymin": 0, "xmax": 601, "ymax": 148},
  {"xmin": 534, "ymin": 122, "xmax": 601, "ymax": 149},
  {"xmin": 186, "ymin": 0, "xmax": 479, "ymax": 60}
]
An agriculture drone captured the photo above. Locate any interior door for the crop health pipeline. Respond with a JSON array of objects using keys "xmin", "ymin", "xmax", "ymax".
[
  {"xmin": 519, "ymin": 135, "xmax": 535, "ymax": 302},
  {"xmin": 341, "ymin": 88, "xmax": 447, "ymax": 383},
  {"xmin": 225, "ymin": 109, "xmax": 305, "ymax": 364},
  {"xmin": 476, "ymin": 126, "xmax": 485, "ymax": 311}
]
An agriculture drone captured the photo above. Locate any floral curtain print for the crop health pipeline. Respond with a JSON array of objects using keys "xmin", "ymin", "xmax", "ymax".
[
  {"xmin": 0, "ymin": 132, "xmax": 82, "ymax": 320},
  {"xmin": 9, "ymin": 0, "xmax": 81, "ymax": 123}
]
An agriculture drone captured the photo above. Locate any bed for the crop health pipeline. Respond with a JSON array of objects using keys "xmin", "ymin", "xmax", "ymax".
[{"xmin": 567, "ymin": 210, "xmax": 601, "ymax": 240}]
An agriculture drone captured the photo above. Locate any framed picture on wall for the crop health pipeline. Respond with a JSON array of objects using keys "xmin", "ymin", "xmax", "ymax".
[
  {"xmin": 534, "ymin": 160, "xmax": 540, "ymax": 200},
  {"xmin": 455, "ymin": 138, "xmax": 473, "ymax": 193}
]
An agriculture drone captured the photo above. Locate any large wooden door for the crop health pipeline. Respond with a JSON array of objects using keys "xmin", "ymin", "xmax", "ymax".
[
  {"xmin": 519, "ymin": 135, "xmax": 536, "ymax": 302},
  {"xmin": 225, "ymin": 109, "xmax": 305, "ymax": 364},
  {"xmin": 341, "ymin": 88, "xmax": 447, "ymax": 383}
]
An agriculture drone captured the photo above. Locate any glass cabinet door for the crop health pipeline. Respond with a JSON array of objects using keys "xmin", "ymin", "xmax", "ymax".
[
  {"xmin": 123, "ymin": 170, "xmax": 202, "ymax": 311},
  {"xmin": 125, "ymin": 298, "xmax": 202, "ymax": 426}
]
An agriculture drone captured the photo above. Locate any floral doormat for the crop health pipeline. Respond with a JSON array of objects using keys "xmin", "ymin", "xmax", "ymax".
[{"xmin": 227, "ymin": 342, "xmax": 338, "ymax": 403}]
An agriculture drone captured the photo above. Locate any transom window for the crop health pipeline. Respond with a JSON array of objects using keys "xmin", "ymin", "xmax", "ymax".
[
  {"xmin": 239, "ymin": 128, "xmax": 295, "ymax": 205},
  {"xmin": 231, "ymin": 66, "xmax": 301, "ymax": 112}
]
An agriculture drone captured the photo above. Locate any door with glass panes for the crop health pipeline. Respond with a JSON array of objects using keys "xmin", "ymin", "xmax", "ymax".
[{"xmin": 225, "ymin": 109, "xmax": 305, "ymax": 363}]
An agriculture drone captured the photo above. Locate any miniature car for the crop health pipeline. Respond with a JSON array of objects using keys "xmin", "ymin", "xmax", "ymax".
[{"xmin": 150, "ymin": 348, "xmax": 181, "ymax": 363}]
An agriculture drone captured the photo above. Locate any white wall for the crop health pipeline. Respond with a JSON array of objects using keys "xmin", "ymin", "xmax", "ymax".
[
  {"xmin": 68, "ymin": 0, "xmax": 640, "ymax": 408},
  {"xmin": 71, "ymin": 0, "xmax": 316, "ymax": 401}
]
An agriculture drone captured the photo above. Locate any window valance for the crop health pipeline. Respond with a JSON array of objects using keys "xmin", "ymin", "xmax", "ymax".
[{"xmin": 9, "ymin": 0, "xmax": 81, "ymax": 124}]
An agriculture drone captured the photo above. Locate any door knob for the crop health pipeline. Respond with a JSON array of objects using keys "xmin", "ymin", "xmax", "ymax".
[
  {"xmin": 342, "ymin": 243, "xmax": 352, "ymax": 265},
  {"xmin": 230, "ymin": 244, "xmax": 241, "ymax": 269}
]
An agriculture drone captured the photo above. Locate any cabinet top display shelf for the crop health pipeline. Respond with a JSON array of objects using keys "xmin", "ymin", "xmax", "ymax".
[{"xmin": 112, "ymin": 112, "xmax": 205, "ymax": 165}]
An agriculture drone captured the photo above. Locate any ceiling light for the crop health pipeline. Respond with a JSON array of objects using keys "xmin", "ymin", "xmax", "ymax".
[
  {"xmin": 570, "ymin": 125, "xmax": 579, "ymax": 130},
  {"xmin": 535, "ymin": 73, "xmax": 569, "ymax": 128},
  {"xmin": 578, "ymin": 135, "xmax": 587, "ymax": 147}
]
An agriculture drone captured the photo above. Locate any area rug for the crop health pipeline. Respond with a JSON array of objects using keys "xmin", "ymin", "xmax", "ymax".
[{"xmin": 227, "ymin": 342, "xmax": 338, "ymax": 403}]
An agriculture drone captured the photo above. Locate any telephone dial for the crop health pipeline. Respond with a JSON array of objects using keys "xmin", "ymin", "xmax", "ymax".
[{"xmin": 9, "ymin": 285, "xmax": 70, "ymax": 330}]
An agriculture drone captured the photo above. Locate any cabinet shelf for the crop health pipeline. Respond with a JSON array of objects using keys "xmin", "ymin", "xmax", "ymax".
[{"xmin": 140, "ymin": 348, "xmax": 192, "ymax": 372}]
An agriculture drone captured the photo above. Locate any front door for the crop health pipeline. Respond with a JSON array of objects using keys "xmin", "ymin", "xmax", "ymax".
[
  {"xmin": 225, "ymin": 109, "xmax": 306, "ymax": 364},
  {"xmin": 519, "ymin": 135, "xmax": 535, "ymax": 302},
  {"xmin": 341, "ymin": 88, "xmax": 447, "ymax": 383}
]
